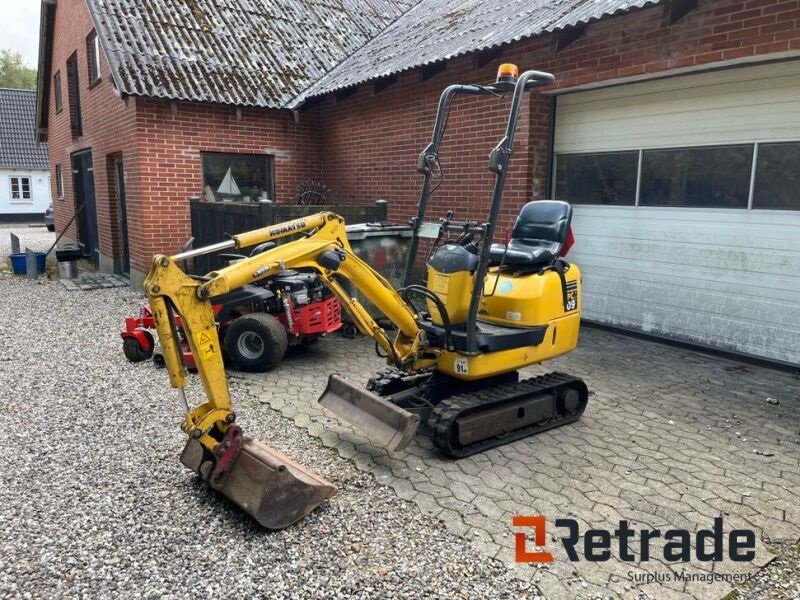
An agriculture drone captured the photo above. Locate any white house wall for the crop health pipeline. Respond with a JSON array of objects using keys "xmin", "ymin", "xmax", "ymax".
[{"xmin": 0, "ymin": 169, "xmax": 51, "ymax": 216}]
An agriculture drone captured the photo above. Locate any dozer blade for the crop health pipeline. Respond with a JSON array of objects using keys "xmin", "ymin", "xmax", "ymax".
[
  {"xmin": 181, "ymin": 437, "xmax": 337, "ymax": 529},
  {"xmin": 318, "ymin": 374, "xmax": 420, "ymax": 452}
]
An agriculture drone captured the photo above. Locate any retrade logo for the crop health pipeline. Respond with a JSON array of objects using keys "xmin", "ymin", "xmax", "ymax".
[
  {"xmin": 512, "ymin": 516, "xmax": 554, "ymax": 563},
  {"xmin": 513, "ymin": 516, "xmax": 755, "ymax": 563}
]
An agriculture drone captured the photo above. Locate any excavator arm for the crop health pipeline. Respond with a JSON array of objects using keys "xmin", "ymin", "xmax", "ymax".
[{"xmin": 144, "ymin": 212, "xmax": 435, "ymax": 528}]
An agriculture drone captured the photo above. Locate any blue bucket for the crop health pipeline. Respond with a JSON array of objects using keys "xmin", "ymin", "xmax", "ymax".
[{"xmin": 9, "ymin": 252, "xmax": 47, "ymax": 275}]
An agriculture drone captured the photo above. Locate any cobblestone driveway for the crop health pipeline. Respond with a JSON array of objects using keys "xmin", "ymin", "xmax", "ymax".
[{"xmin": 240, "ymin": 327, "xmax": 799, "ymax": 599}]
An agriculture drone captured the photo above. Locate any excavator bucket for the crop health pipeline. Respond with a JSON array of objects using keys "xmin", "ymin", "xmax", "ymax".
[
  {"xmin": 318, "ymin": 374, "xmax": 420, "ymax": 452},
  {"xmin": 181, "ymin": 437, "xmax": 337, "ymax": 529}
]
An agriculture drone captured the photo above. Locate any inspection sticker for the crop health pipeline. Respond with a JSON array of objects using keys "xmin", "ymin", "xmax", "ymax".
[{"xmin": 454, "ymin": 357, "xmax": 469, "ymax": 375}]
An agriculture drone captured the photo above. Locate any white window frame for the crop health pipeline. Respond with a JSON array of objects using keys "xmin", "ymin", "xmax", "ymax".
[{"xmin": 10, "ymin": 176, "xmax": 32, "ymax": 203}]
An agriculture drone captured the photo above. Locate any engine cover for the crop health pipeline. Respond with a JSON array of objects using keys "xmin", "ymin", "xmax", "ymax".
[{"xmin": 268, "ymin": 270, "xmax": 325, "ymax": 305}]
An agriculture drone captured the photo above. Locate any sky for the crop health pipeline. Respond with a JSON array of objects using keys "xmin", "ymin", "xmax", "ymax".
[{"xmin": 3, "ymin": 0, "xmax": 41, "ymax": 67}]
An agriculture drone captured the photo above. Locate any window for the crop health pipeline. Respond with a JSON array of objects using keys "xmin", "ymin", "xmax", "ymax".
[
  {"xmin": 10, "ymin": 177, "xmax": 32, "ymax": 201},
  {"xmin": 753, "ymin": 142, "xmax": 800, "ymax": 210},
  {"xmin": 639, "ymin": 145, "xmax": 753, "ymax": 208},
  {"xmin": 56, "ymin": 165, "xmax": 64, "ymax": 198},
  {"xmin": 86, "ymin": 31, "xmax": 101, "ymax": 85},
  {"xmin": 555, "ymin": 151, "xmax": 638, "ymax": 205},
  {"xmin": 66, "ymin": 52, "xmax": 82, "ymax": 137},
  {"xmin": 54, "ymin": 71, "xmax": 62, "ymax": 113},
  {"xmin": 201, "ymin": 153, "xmax": 274, "ymax": 202}
]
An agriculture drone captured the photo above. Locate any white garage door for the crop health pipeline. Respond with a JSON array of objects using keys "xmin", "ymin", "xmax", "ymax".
[{"xmin": 554, "ymin": 60, "xmax": 800, "ymax": 365}]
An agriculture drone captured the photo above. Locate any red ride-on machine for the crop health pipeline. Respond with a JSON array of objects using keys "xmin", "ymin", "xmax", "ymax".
[{"xmin": 121, "ymin": 270, "xmax": 342, "ymax": 372}]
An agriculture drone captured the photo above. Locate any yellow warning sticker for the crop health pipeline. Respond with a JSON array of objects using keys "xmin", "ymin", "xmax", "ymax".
[{"xmin": 194, "ymin": 331, "xmax": 216, "ymax": 356}]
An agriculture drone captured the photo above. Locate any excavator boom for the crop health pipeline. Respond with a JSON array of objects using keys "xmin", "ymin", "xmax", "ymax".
[{"xmin": 144, "ymin": 212, "xmax": 432, "ymax": 527}]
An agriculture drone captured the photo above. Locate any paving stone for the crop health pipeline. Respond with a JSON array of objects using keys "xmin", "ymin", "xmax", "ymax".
[
  {"xmin": 389, "ymin": 479, "xmax": 418, "ymax": 502},
  {"xmin": 61, "ymin": 272, "xmax": 132, "ymax": 291},
  {"xmin": 244, "ymin": 330, "xmax": 800, "ymax": 599}
]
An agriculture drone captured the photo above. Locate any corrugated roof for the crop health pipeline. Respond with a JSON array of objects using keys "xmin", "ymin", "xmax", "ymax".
[
  {"xmin": 0, "ymin": 88, "xmax": 49, "ymax": 170},
  {"xmin": 86, "ymin": 0, "xmax": 416, "ymax": 109},
  {"xmin": 291, "ymin": 0, "xmax": 661, "ymax": 106}
]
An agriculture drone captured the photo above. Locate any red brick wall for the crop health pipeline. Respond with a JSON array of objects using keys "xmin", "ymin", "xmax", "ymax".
[
  {"xmin": 319, "ymin": 60, "xmax": 535, "ymax": 229},
  {"xmin": 319, "ymin": 0, "xmax": 800, "ymax": 230},
  {"xmin": 132, "ymin": 99, "xmax": 322, "ymax": 274},
  {"xmin": 47, "ymin": 0, "xmax": 137, "ymax": 263}
]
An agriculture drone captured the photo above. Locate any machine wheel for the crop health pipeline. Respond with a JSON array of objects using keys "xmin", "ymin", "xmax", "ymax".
[
  {"xmin": 224, "ymin": 313, "xmax": 288, "ymax": 372},
  {"xmin": 122, "ymin": 332, "xmax": 154, "ymax": 363}
]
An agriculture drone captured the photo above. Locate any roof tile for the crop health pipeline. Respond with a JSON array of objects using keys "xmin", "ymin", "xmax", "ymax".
[
  {"xmin": 0, "ymin": 88, "xmax": 49, "ymax": 170},
  {"xmin": 87, "ymin": 0, "xmax": 416, "ymax": 108},
  {"xmin": 293, "ymin": 0, "xmax": 661, "ymax": 105}
]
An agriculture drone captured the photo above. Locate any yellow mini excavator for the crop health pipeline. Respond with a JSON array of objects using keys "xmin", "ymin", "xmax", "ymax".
[{"xmin": 145, "ymin": 64, "xmax": 588, "ymax": 529}]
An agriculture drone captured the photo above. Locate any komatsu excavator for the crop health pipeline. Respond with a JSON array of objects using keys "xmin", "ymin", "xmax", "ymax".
[{"xmin": 144, "ymin": 64, "xmax": 588, "ymax": 529}]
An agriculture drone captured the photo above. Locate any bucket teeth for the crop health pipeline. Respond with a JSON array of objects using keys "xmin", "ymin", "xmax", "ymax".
[
  {"xmin": 318, "ymin": 374, "xmax": 420, "ymax": 452},
  {"xmin": 181, "ymin": 437, "xmax": 337, "ymax": 529}
]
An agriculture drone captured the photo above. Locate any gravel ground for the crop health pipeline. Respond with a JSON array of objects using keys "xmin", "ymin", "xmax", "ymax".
[
  {"xmin": 0, "ymin": 225, "xmax": 535, "ymax": 599},
  {"xmin": 734, "ymin": 542, "xmax": 800, "ymax": 599}
]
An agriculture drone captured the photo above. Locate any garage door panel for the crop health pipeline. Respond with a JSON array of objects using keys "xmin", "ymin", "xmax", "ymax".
[
  {"xmin": 575, "ymin": 228, "xmax": 800, "ymax": 253},
  {"xmin": 560, "ymin": 81, "xmax": 800, "ymax": 121},
  {"xmin": 571, "ymin": 237, "xmax": 800, "ymax": 278},
  {"xmin": 567, "ymin": 205, "xmax": 798, "ymax": 224},
  {"xmin": 557, "ymin": 62, "xmax": 800, "ymax": 110},
  {"xmin": 556, "ymin": 117, "xmax": 800, "ymax": 153},
  {"xmin": 556, "ymin": 63, "xmax": 800, "ymax": 153},
  {"xmin": 575, "ymin": 259, "xmax": 800, "ymax": 302},
  {"xmin": 583, "ymin": 273, "xmax": 800, "ymax": 328},
  {"xmin": 583, "ymin": 292, "xmax": 798, "ymax": 362}
]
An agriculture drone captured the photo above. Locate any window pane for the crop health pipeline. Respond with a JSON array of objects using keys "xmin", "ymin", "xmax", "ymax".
[
  {"xmin": 753, "ymin": 142, "xmax": 800, "ymax": 210},
  {"xmin": 10, "ymin": 178, "xmax": 19, "ymax": 198},
  {"xmin": 94, "ymin": 37, "xmax": 100, "ymax": 77},
  {"xmin": 67, "ymin": 53, "xmax": 82, "ymax": 137},
  {"xmin": 640, "ymin": 145, "xmax": 752, "ymax": 208},
  {"xmin": 56, "ymin": 165, "xmax": 64, "ymax": 197},
  {"xmin": 555, "ymin": 152, "xmax": 637, "ymax": 205},
  {"xmin": 54, "ymin": 72, "xmax": 62, "ymax": 112},
  {"xmin": 87, "ymin": 32, "xmax": 100, "ymax": 82},
  {"xmin": 202, "ymin": 153, "xmax": 273, "ymax": 201}
]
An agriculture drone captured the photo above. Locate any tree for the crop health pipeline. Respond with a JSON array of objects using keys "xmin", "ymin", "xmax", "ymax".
[{"xmin": 0, "ymin": 49, "xmax": 37, "ymax": 90}]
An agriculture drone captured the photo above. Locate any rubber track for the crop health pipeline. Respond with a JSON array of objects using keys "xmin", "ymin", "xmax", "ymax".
[{"xmin": 427, "ymin": 372, "xmax": 588, "ymax": 458}]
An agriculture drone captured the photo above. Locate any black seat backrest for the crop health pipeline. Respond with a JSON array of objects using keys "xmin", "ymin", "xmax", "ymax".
[{"xmin": 511, "ymin": 200, "xmax": 572, "ymax": 246}]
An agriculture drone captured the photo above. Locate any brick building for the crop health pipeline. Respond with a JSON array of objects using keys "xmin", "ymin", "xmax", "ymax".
[{"xmin": 36, "ymin": 0, "xmax": 800, "ymax": 364}]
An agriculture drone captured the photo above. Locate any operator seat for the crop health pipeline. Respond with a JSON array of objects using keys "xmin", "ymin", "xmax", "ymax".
[{"xmin": 488, "ymin": 200, "xmax": 572, "ymax": 267}]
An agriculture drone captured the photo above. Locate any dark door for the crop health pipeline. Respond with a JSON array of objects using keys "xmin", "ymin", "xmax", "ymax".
[
  {"xmin": 72, "ymin": 150, "xmax": 98, "ymax": 265},
  {"xmin": 114, "ymin": 158, "xmax": 130, "ymax": 275}
]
